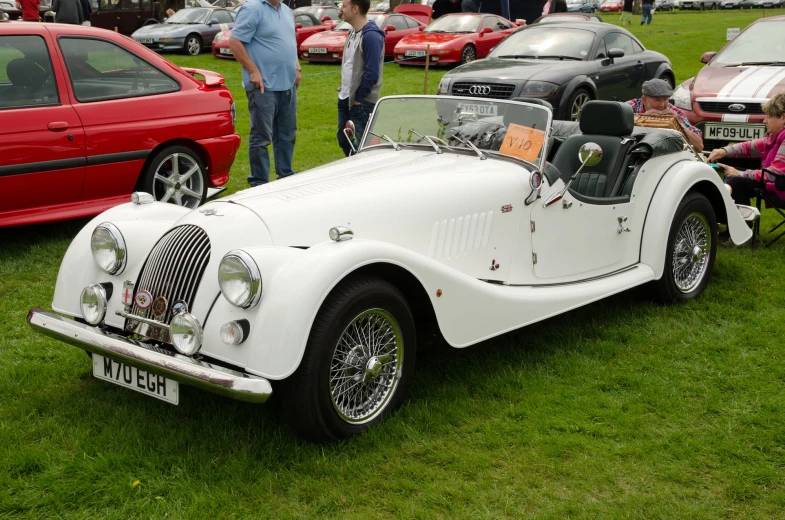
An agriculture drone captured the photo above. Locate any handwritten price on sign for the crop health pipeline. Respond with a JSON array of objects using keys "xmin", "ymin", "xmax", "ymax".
[{"xmin": 499, "ymin": 124, "xmax": 546, "ymax": 163}]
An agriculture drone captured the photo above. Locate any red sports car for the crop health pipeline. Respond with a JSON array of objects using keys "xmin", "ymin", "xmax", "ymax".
[
  {"xmin": 600, "ymin": 0, "xmax": 623, "ymax": 11},
  {"xmin": 0, "ymin": 21, "xmax": 240, "ymax": 228},
  {"xmin": 293, "ymin": 5, "xmax": 341, "ymax": 22},
  {"xmin": 213, "ymin": 10, "xmax": 335, "ymax": 58},
  {"xmin": 670, "ymin": 15, "xmax": 785, "ymax": 150},
  {"xmin": 300, "ymin": 12, "xmax": 426, "ymax": 63},
  {"xmin": 394, "ymin": 13, "xmax": 518, "ymax": 66}
]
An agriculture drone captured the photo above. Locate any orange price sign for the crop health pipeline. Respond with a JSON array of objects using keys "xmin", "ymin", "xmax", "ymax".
[{"xmin": 499, "ymin": 124, "xmax": 546, "ymax": 163}]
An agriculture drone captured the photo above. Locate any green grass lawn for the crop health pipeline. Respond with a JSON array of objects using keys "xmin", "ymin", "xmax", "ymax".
[{"xmin": 2, "ymin": 9, "xmax": 785, "ymax": 518}]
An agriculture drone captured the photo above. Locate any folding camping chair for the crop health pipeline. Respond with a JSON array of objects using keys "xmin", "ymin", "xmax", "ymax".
[{"xmin": 752, "ymin": 167, "xmax": 785, "ymax": 249}]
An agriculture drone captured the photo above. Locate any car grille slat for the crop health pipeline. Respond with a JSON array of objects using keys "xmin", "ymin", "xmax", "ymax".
[
  {"xmin": 451, "ymin": 82, "xmax": 516, "ymax": 100},
  {"xmin": 133, "ymin": 225, "xmax": 211, "ymax": 323},
  {"xmin": 698, "ymin": 101, "xmax": 764, "ymax": 115}
]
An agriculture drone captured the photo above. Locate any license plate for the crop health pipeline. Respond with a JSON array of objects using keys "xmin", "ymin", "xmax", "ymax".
[
  {"xmin": 219, "ymin": 48, "xmax": 233, "ymax": 55},
  {"xmin": 457, "ymin": 103, "xmax": 498, "ymax": 116},
  {"xmin": 135, "ymin": 38, "xmax": 153, "ymax": 44},
  {"xmin": 308, "ymin": 47, "xmax": 327, "ymax": 53},
  {"xmin": 93, "ymin": 353, "xmax": 179, "ymax": 405},
  {"xmin": 405, "ymin": 50, "xmax": 426, "ymax": 57},
  {"xmin": 705, "ymin": 123, "xmax": 765, "ymax": 141}
]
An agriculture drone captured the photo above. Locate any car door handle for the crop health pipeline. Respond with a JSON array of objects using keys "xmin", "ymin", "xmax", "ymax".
[
  {"xmin": 48, "ymin": 121, "xmax": 69, "ymax": 132},
  {"xmin": 636, "ymin": 61, "xmax": 643, "ymax": 68}
]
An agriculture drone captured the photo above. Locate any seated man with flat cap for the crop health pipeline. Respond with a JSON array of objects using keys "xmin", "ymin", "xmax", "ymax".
[{"xmin": 627, "ymin": 78, "xmax": 704, "ymax": 152}]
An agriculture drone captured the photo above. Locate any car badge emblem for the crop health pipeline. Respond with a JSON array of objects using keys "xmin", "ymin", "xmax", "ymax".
[
  {"xmin": 171, "ymin": 300, "xmax": 188, "ymax": 316},
  {"xmin": 199, "ymin": 208, "xmax": 223, "ymax": 216},
  {"xmin": 152, "ymin": 296, "xmax": 168, "ymax": 317},
  {"xmin": 135, "ymin": 290, "xmax": 153, "ymax": 309},
  {"xmin": 121, "ymin": 280, "xmax": 134, "ymax": 306},
  {"xmin": 468, "ymin": 85, "xmax": 492, "ymax": 95},
  {"xmin": 501, "ymin": 204, "xmax": 513, "ymax": 213},
  {"xmin": 728, "ymin": 103, "xmax": 746, "ymax": 112}
]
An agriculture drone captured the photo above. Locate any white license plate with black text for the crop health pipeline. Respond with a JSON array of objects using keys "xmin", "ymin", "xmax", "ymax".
[
  {"xmin": 457, "ymin": 103, "xmax": 498, "ymax": 116},
  {"xmin": 705, "ymin": 123, "xmax": 765, "ymax": 141},
  {"xmin": 135, "ymin": 38, "xmax": 154, "ymax": 44},
  {"xmin": 219, "ymin": 48, "xmax": 233, "ymax": 55},
  {"xmin": 308, "ymin": 47, "xmax": 327, "ymax": 54},
  {"xmin": 93, "ymin": 353, "xmax": 179, "ymax": 404},
  {"xmin": 405, "ymin": 50, "xmax": 427, "ymax": 57}
]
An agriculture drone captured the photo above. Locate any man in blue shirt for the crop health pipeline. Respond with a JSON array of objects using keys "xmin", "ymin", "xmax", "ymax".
[{"xmin": 229, "ymin": 0, "xmax": 301, "ymax": 186}]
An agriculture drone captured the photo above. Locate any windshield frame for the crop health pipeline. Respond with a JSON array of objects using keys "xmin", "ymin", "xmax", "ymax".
[{"xmin": 358, "ymin": 95, "xmax": 554, "ymax": 170}]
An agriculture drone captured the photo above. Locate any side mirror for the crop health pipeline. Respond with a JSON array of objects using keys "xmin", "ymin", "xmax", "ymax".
[
  {"xmin": 578, "ymin": 142, "xmax": 603, "ymax": 166},
  {"xmin": 606, "ymin": 47, "xmax": 624, "ymax": 64},
  {"xmin": 700, "ymin": 51, "xmax": 716, "ymax": 64},
  {"xmin": 480, "ymin": 26, "xmax": 492, "ymax": 34},
  {"xmin": 418, "ymin": 25, "xmax": 424, "ymax": 31},
  {"xmin": 385, "ymin": 25, "xmax": 395, "ymax": 32},
  {"xmin": 343, "ymin": 120, "xmax": 357, "ymax": 154},
  {"xmin": 295, "ymin": 23, "xmax": 302, "ymax": 29},
  {"xmin": 321, "ymin": 15, "xmax": 331, "ymax": 21}
]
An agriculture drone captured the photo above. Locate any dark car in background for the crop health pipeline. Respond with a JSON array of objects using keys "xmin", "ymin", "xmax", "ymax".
[
  {"xmin": 437, "ymin": 22, "xmax": 673, "ymax": 121},
  {"xmin": 533, "ymin": 12, "xmax": 604, "ymax": 23},
  {"xmin": 0, "ymin": 0, "xmax": 21, "ymax": 20}
]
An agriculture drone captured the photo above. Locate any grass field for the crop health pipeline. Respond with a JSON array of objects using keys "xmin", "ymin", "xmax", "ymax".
[{"xmin": 2, "ymin": 9, "xmax": 785, "ymax": 519}]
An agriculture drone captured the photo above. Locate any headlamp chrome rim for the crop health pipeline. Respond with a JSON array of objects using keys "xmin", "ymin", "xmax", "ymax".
[
  {"xmin": 218, "ymin": 249, "xmax": 262, "ymax": 309},
  {"xmin": 91, "ymin": 222, "xmax": 127, "ymax": 275}
]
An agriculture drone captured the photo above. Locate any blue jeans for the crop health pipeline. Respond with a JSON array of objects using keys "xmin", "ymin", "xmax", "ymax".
[
  {"xmin": 641, "ymin": 4, "xmax": 653, "ymax": 24},
  {"xmin": 337, "ymin": 97, "xmax": 374, "ymax": 157},
  {"xmin": 245, "ymin": 85, "xmax": 297, "ymax": 186}
]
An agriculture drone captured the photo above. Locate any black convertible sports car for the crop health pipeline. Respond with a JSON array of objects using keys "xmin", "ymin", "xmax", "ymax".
[{"xmin": 437, "ymin": 22, "xmax": 674, "ymax": 121}]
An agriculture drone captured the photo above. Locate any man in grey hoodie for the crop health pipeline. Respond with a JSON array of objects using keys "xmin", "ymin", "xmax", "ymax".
[
  {"xmin": 52, "ymin": 0, "xmax": 83, "ymax": 24},
  {"xmin": 336, "ymin": 0, "xmax": 385, "ymax": 156}
]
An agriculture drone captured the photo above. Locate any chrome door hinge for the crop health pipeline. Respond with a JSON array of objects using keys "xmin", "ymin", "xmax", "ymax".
[
  {"xmin": 532, "ymin": 252, "xmax": 537, "ymax": 264},
  {"xmin": 530, "ymin": 221, "xmax": 535, "ymax": 232}
]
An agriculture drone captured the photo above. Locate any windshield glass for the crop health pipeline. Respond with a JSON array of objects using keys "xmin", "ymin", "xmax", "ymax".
[
  {"xmin": 425, "ymin": 14, "xmax": 480, "ymax": 33},
  {"xmin": 711, "ymin": 21, "xmax": 785, "ymax": 66},
  {"xmin": 335, "ymin": 14, "xmax": 385, "ymax": 31},
  {"xmin": 537, "ymin": 15, "xmax": 588, "ymax": 23},
  {"xmin": 166, "ymin": 7, "xmax": 209, "ymax": 23},
  {"xmin": 490, "ymin": 27, "xmax": 594, "ymax": 60},
  {"xmin": 363, "ymin": 96, "xmax": 551, "ymax": 167}
]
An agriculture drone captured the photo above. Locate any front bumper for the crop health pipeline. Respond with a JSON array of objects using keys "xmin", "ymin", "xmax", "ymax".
[
  {"xmin": 135, "ymin": 38, "xmax": 185, "ymax": 52},
  {"xmin": 27, "ymin": 308, "xmax": 272, "ymax": 403}
]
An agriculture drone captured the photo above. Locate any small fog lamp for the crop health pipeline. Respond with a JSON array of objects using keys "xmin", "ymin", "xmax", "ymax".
[
  {"xmin": 220, "ymin": 320, "xmax": 250, "ymax": 345},
  {"xmin": 171, "ymin": 312, "xmax": 203, "ymax": 356},
  {"xmin": 80, "ymin": 284, "xmax": 108, "ymax": 325}
]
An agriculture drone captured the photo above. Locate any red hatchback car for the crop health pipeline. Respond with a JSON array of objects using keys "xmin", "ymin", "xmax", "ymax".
[{"xmin": 0, "ymin": 21, "xmax": 240, "ymax": 228}]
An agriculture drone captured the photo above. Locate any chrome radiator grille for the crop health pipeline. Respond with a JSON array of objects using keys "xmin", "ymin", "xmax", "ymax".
[
  {"xmin": 133, "ymin": 225, "xmax": 211, "ymax": 322},
  {"xmin": 451, "ymin": 82, "xmax": 516, "ymax": 100}
]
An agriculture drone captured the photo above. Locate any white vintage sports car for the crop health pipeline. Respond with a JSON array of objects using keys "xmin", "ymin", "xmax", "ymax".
[{"xmin": 28, "ymin": 96, "xmax": 752, "ymax": 442}]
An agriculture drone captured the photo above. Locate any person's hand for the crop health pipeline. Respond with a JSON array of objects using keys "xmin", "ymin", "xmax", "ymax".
[
  {"xmin": 707, "ymin": 148, "xmax": 727, "ymax": 163},
  {"xmin": 719, "ymin": 163, "xmax": 739, "ymax": 177},
  {"xmin": 295, "ymin": 69, "xmax": 301, "ymax": 89},
  {"xmin": 353, "ymin": 100, "xmax": 360, "ymax": 106},
  {"xmin": 644, "ymin": 108, "xmax": 669, "ymax": 116},
  {"xmin": 250, "ymin": 70, "xmax": 263, "ymax": 92}
]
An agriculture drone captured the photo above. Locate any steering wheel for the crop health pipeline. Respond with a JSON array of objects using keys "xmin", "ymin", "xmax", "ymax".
[{"xmin": 414, "ymin": 135, "xmax": 449, "ymax": 146}]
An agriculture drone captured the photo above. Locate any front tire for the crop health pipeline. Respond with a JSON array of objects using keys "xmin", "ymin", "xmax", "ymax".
[
  {"xmin": 567, "ymin": 88, "xmax": 591, "ymax": 121},
  {"xmin": 460, "ymin": 44, "xmax": 476, "ymax": 64},
  {"xmin": 281, "ymin": 275, "xmax": 417, "ymax": 442},
  {"xmin": 184, "ymin": 34, "xmax": 201, "ymax": 56},
  {"xmin": 654, "ymin": 192, "xmax": 717, "ymax": 302},
  {"xmin": 140, "ymin": 145, "xmax": 207, "ymax": 208}
]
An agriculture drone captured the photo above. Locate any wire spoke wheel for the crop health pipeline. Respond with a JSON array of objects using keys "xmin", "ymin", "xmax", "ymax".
[
  {"xmin": 329, "ymin": 309, "xmax": 404, "ymax": 424},
  {"xmin": 461, "ymin": 45, "xmax": 476, "ymax": 64},
  {"xmin": 152, "ymin": 152, "xmax": 204, "ymax": 209},
  {"xmin": 672, "ymin": 212, "xmax": 711, "ymax": 293}
]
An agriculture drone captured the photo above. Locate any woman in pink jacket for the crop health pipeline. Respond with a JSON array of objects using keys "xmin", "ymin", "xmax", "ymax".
[{"xmin": 708, "ymin": 92, "xmax": 785, "ymax": 206}]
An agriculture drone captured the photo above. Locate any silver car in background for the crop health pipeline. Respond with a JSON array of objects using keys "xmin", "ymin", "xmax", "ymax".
[{"xmin": 131, "ymin": 8, "xmax": 235, "ymax": 56}]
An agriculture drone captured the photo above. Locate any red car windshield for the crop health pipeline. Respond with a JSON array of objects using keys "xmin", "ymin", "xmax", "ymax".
[
  {"xmin": 425, "ymin": 15, "xmax": 480, "ymax": 33},
  {"xmin": 710, "ymin": 20, "xmax": 785, "ymax": 66},
  {"xmin": 334, "ymin": 14, "xmax": 385, "ymax": 31}
]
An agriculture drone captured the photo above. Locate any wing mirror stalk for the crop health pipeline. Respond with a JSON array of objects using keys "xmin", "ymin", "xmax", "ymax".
[
  {"xmin": 544, "ymin": 142, "xmax": 603, "ymax": 208},
  {"xmin": 343, "ymin": 120, "xmax": 357, "ymax": 155}
]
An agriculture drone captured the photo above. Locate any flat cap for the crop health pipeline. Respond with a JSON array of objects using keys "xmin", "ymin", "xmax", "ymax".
[{"xmin": 641, "ymin": 78, "xmax": 674, "ymax": 98}]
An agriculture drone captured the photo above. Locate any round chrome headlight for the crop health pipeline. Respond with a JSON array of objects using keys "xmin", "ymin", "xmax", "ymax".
[
  {"xmin": 80, "ymin": 284, "xmax": 107, "ymax": 325},
  {"xmin": 91, "ymin": 223, "xmax": 126, "ymax": 275},
  {"xmin": 171, "ymin": 312, "xmax": 203, "ymax": 356},
  {"xmin": 218, "ymin": 250, "xmax": 262, "ymax": 308}
]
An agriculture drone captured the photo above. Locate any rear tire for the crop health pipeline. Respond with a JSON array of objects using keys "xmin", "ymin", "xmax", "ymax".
[
  {"xmin": 139, "ymin": 145, "xmax": 207, "ymax": 208},
  {"xmin": 653, "ymin": 192, "xmax": 717, "ymax": 303},
  {"xmin": 281, "ymin": 275, "xmax": 417, "ymax": 442}
]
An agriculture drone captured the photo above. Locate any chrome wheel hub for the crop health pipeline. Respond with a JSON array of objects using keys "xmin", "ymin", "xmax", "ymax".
[
  {"xmin": 672, "ymin": 213, "xmax": 711, "ymax": 293},
  {"xmin": 571, "ymin": 93, "xmax": 590, "ymax": 121},
  {"xmin": 329, "ymin": 309, "xmax": 403, "ymax": 424},
  {"xmin": 153, "ymin": 153, "xmax": 203, "ymax": 209}
]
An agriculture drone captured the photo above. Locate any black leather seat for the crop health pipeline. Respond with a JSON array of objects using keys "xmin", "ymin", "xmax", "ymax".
[{"xmin": 550, "ymin": 101, "xmax": 635, "ymax": 198}]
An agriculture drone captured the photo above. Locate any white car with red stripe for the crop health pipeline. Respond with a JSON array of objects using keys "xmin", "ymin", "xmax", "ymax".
[{"xmin": 670, "ymin": 15, "xmax": 785, "ymax": 149}]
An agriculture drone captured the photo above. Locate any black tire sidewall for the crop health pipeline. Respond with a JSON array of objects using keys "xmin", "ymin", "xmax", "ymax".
[
  {"xmin": 186, "ymin": 35, "xmax": 201, "ymax": 55},
  {"xmin": 140, "ymin": 145, "xmax": 207, "ymax": 206},
  {"xmin": 285, "ymin": 276, "xmax": 417, "ymax": 441},
  {"xmin": 567, "ymin": 88, "xmax": 590, "ymax": 121},
  {"xmin": 657, "ymin": 192, "xmax": 717, "ymax": 302},
  {"xmin": 460, "ymin": 44, "xmax": 475, "ymax": 64}
]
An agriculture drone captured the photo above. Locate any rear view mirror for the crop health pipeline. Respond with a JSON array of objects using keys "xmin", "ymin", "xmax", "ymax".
[
  {"xmin": 321, "ymin": 15, "xmax": 331, "ymax": 21},
  {"xmin": 344, "ymin": 120, "xmax": 357, "ymax": 154},
  {"xmin": 385, "ymin": 25, "xmax": 395, "ymax": 32},
  {"xmin": 295, "ymin": 23, "xmax": 302, "ymax": 29},
  {"xmin": 608, "ymin": 48, "xmax": 624, "ymax": 59},
  {"xmin": 700, "ymin": 51, "xmax": 716, "ymax": 64},
  {"xmin": 481, "ymin": 26, "xmax": 492, "ymax": 34},
  {"xmin": 578, "ymin": 142, "xmax": 603, "ymax": 167}
]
